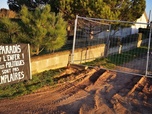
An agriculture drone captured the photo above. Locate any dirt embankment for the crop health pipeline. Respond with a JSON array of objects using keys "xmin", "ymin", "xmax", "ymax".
[{"xmin": 0, "ymin": 66, "xmax": 152, "ymax": 114}]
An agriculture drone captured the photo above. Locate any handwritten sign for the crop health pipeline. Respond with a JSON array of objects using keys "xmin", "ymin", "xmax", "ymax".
[{"xmin": 0, "ymin": 44, "xmax": 31, "ymax": 85}]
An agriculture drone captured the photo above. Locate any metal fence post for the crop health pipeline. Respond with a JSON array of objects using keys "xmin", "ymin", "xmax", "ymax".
[
  {"xmin": 145, "ymin": 22, "xmax": 152, "ymax": 76},
  {"xmin": 71, "ymin": 15, "xmax": 78, "ymax": 63},
  {"xmin": 104, "ymin": 24, "xmax": 111, "ymax": 57}
]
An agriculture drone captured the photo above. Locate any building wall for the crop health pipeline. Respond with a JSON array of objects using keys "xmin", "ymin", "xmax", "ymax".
[{"xmin": 131, "ymin": 12, "xmax": 148, "ymax": 34}]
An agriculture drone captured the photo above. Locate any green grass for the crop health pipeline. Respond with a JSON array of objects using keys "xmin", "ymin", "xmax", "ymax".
[
  {"xmin": 108, "ymin": 47, "xmax": 147, "ymax": 65},
  {"xmin": 84, "ymin": 47, "xmax": 148, "ymax": 68},
  {"xmin": 84, "ymin": 57, "xmax": 116, "ymax": 69},
  {"xmin": 0, "ymin": 68, "xmax": 65, "ymax": 99}
]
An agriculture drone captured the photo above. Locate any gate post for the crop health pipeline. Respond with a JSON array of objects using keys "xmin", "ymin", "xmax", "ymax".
[
  {"xmin": 104, "ymin": 25, "xmax": 111, "ymax": 57},
  {"xmin": 145, "ymin": 22, "xmax": 152, "ymax": 76},
  {"xmin": 71, "ymin": 15, "xmax": 78, "ymax": 63}
]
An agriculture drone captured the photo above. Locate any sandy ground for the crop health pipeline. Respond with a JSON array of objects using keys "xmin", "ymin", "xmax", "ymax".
[{"xmin": 0, "ymin": 60, "xmax": 152, "ymax": 114}]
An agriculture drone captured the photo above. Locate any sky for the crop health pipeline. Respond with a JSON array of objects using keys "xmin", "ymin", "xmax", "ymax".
[{"xmin": 0, "ymin": 0, "xmax": 152, "ymax": 20}]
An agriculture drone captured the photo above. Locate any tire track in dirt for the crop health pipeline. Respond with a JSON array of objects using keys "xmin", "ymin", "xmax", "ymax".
[
  {"xmin": 49, "ymin": 68, "xmax": 98, "ymax": 105},
  {"xmin": 0, "ymin": 66, "xmax": 152, "ymax": 114}
]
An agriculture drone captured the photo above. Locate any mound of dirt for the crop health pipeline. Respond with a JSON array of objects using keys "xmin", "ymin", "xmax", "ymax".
[{"xmin": 0, "ymin": 66, "xmax": 152, "ymax": 114}]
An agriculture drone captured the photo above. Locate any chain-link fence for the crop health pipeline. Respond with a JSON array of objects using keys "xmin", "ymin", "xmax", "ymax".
[{"xmin": 71, "ymin": 15, "xmax": 152, "ymax": 77}]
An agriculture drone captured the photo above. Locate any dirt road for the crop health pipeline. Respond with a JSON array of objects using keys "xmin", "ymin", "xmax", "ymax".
[{"xmin": 0, "ymin": 65, "xmax": 152, "ymax": 114}]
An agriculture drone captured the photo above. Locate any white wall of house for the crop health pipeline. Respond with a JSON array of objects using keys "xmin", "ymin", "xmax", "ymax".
[
  {"xmin": 131, "ymin": 12, "xmax": 148, "ymax": 34},
  {"xmin": 95, "ymin": 12, "xmax": 148, "ymax": 39}
]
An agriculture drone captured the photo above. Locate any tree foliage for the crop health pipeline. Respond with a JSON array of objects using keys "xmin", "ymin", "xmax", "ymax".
[
  {"xmin": 0, "ymin": 17, "xmax": 21, "ymax": 43},
  {"xmin": 8, "ymin": 0, "xmax": 146, "ymax": 22},
  {"xmin": 20, "ymin": 5, "xmax": 67, "ymax": 55},
  {"xmin": 47, "ymin": 0, "xmax": 119, "ymax": 23},
  {"xmin": 0, "ymin": 5, "xmax": 67, "ymax": 55},
  {"xmin": 49, "ymin": 0, "xmax": 146, "ymax": 22},
  {"xmin": 118, "ymin": 0, "xmax": 146, "ymax": 21}
]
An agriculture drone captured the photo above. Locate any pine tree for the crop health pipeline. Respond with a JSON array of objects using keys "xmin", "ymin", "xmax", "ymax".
[
  {"xmin": 8, "ymin": 0, "xmax": 146, "ymax": 22},
  {"xmin": 44, "ymin": 13, "xmax": 67, "ymax": 52},
  {"xmin": 119, "ymin": 0, "xmax": 146, "ymax": 21},
  {"xmin": 0, "ymin": 17, "xmax": 20, "ymax": 43},
  {"xmin": 20, "ymin": 5, "xmax": 67, "ymax": 55},
  {"xmin": 49, "ymin": 0, "xmax": 145, "ymax": 22}
]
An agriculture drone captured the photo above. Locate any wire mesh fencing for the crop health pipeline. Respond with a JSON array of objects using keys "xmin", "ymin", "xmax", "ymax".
[
  {"xmin": 74, "ymin": 17, "xmax": 110, "ymax": 49},
  {"xmin": 71, "ymin": 15, "xmax": 152, "ymax": 77}
]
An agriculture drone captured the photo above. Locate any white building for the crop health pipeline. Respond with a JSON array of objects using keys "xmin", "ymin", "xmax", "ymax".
[
  {"xmin": 131, "ymin": 12, "xmax": 149, "ymax": 34},
  {"xmin": 97, "ymin": 12, "xmax": 149, "ymax": 39}
]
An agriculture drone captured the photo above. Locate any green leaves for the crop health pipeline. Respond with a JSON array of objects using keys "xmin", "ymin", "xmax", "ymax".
[
  {"xmin": 45, "ymin": 13, "xmax": 67, "ymax": 52},
  {"xmin": 0, "ymin": 4, "xmax": 67, "ymax": 55},
  {"xmin": 20, "ymin": 5, "xmax": 67, "ymax": 55},
  {"xmin": 8, "ymin": 0, "xmax": 146, "ymax": 23},
  {"xmin": 0, "ymin": 17, "xmax": 20, "ymax": 43},
  {"xmin": 49, "ymin": 0, "xmax": 145, "ymax": 23},
  {"xmin": 119, "ymin": 0, "xmax": 146, "ymax": 21}
]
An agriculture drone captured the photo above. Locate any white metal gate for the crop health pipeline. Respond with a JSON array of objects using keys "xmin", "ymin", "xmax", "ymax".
[{"xmin": 71, "ymin": 15, "xmax": 152, "ymax": 77}]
